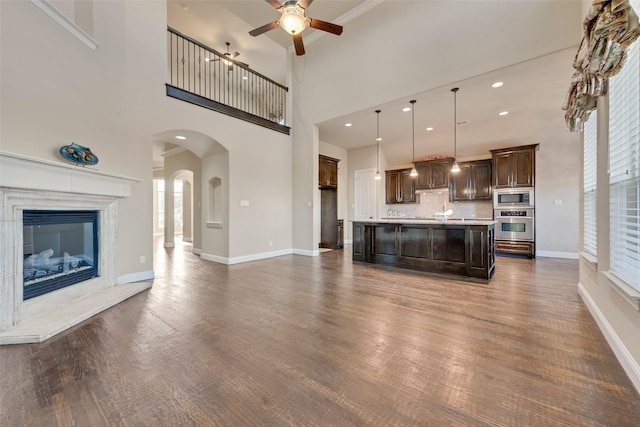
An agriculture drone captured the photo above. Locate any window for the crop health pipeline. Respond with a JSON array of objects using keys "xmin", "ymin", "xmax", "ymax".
[
  {"xmin": 583, "ymin": 111, "xmax": 598, "ymax": 256},
  {"xmin": 608, "ymin": 36, "xmax": 640, "ymax": 292}
]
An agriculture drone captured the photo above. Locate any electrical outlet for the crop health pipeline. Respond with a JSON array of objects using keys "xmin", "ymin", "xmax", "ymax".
[{"xmin": 139, "ymin": 256, "xmax": 146, "ymax": 264}]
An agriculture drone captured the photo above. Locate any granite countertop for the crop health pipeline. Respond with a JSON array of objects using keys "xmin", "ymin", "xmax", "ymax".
[{"xmin": 352, "ymin": 218, "xmax": 497, "ymax": 226}]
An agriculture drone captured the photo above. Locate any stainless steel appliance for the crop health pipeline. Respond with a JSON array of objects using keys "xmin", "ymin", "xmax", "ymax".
[
  {"xmin": 494, "ymin": 208, "xmax": 534, "ymax": 241},
  {"xmin": 493, "ymin": 187, "xmax": 534, "ymax": 208}
]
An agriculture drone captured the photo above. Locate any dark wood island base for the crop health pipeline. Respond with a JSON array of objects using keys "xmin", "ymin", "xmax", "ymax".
[{"xmin": 352, "ymin": 219, "xmax": 496, "ymax": 281}]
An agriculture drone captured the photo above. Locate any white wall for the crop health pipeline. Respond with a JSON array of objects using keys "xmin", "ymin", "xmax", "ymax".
[{"xmin": 535, "ymin": 139, "xmax": 581, "ymax": 257}]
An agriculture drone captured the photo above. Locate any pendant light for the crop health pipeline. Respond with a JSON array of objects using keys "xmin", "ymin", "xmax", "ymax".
[
  {"xmin": 451, "ymin": 88, "xmax": 461, "ymax": 173},
  {"xmin": 375, "ymin": 110, "xmax": 382, "ymax": 180},
  {"xmin": 410, "ymin": 100, "xmax": 418, "ymax": 177}
]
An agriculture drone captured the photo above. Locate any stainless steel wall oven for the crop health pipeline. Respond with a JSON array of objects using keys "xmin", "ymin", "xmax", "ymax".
[{"xmin": 494, "ymin": 208, "xmax": 534, "ymax": 242}]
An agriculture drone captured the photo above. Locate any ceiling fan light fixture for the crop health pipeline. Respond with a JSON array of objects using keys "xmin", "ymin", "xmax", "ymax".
[{"xmin": 279, "ymin": 5, "xmax": 309, "ymax": 35}]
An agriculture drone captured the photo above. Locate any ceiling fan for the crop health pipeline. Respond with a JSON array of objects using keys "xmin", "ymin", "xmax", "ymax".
[
  {"xmin": 209, "ymin": 42, "xmax": 248, "ymax": 71},
  {"xmin": 249, "ymin": 0, "xmax": 343, "ymax": 56}
]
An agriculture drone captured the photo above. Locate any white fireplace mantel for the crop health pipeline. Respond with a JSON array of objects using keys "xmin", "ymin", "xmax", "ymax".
[
  {"xmin": 0, "ymin": 151, "xmax": 150, "ymax": 345},
  {"xmin": 0, "ymin": 151, "xmax": 139, "ymax": 197}
]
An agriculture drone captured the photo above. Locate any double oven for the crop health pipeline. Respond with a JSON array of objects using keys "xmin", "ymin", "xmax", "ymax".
[{"xmin": 493, "ymin": 188, "xmax": 535, "ymax": 242}]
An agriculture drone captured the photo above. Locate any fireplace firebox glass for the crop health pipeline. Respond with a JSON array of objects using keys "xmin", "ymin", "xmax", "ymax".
[{"xmin": 23, "ymin": 210, "xmax": 99, "ymax": 300}]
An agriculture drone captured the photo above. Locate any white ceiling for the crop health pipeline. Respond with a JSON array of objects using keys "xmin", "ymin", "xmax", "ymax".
[
  {"xmin": 317, "ymin": 47, "xmax": 578, "ymax": 166},
  {"xmin": 164, "ymin": 0, "xmax": 585, "ymax": 168}
]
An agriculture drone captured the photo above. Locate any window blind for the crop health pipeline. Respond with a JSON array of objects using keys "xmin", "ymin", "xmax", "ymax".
[
  {"xmin": 583, "ymin": 111, "xmax": 597, "ymax": 256},
  {"xmin": 608, "ymin": 36, "xmax": 640, "ymax": 291}
]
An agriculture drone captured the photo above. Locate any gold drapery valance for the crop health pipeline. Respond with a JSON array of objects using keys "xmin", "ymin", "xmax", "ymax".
[{"xmin": 562, "ymin": 0, "xmax": 640, "ymax": 131}]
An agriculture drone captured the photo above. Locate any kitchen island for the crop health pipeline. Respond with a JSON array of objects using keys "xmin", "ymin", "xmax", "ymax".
[{"xmin": 352, "ymin": 219, "xmax": 496, "ymax": 280}]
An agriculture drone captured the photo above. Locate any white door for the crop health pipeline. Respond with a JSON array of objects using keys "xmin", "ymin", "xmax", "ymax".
[{"xmin": 354, "ymin": 169, "xmax": 376, "ymax": 220}]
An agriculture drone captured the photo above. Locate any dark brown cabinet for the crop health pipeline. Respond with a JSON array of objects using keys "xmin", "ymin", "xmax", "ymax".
[
  {"xmin": 352, "ymin": 220, "xmax": 496, "ymax": 280},
  {"xmin": 319, "ymin": 155, "xmax": 340, "ymax": 249},
  {"xmin": 415, "ymin": 159, "xmax": 453, "ymax": 190},
  {"xmin": 319, "ymin": 155, "xmax": 339, "ymax": 188},
  {"xmin": 385, "ymin": 169, "xmax": 418, "ymax": 204},
  {"xmin": 450, "ymin": 159, "xmax": 492, "ymax": 201},
  {"xmin": 490, "ymin": 144, "xmax": 538, "ymax": 189}
]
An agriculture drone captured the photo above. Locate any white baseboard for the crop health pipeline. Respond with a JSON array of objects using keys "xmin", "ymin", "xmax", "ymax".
[
  {"xmin": 164, "ymin": 242, "xmax": 175, "ymax": 248},
  {"xmin": 578, "ymin": 282, "xmax": 640, "ymax": 394},
  {"xmin": 293, "ymin": 248, "xmax": 319, "ymax": 257},
  {"xmin": 536, "ymin": 250, "xmax": 579, "ymax": 259},
  {"xmin": 117, "ymin": 270, "xmax": 154, "ymax": 285},
  {"xmin": 192, "ymin": 248, "xmax": 202, "ymax": 255},
  {"xmin": 201, "ymin": 248, "xmax": 293, "ymax": 265}
]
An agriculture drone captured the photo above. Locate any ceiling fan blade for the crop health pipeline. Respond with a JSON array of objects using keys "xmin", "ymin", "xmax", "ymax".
[
  {"xmin": 293, "ymin": 33, "xmax": 305, "ymax": 56},
  {"xmin": 309, "ymin": 18, "xmax": 343, "ymax": 35},
  {"xmin": 266, "ymin": 0, "xmax": 282, "ymax": 9},
  {"xmin": 231, "ymin": 51, "xmax": 240, "ymax": 58},
  {"xmin": 249, "ymin": 21, "xmax": 279, "ymax": 37},
  {"xmin": 298, "ymin": 0, "xmax": 313, "ymax": 8}
]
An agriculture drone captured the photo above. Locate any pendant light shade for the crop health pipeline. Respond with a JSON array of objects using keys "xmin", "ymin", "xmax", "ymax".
[
  {"xmin": 375, "ymin": 109, "xmax": 382, "ymax": 180},
  {"xmin": 410, "ymin": 100, "xmax": 418, "ymax": 177},
  {"xmin": 451, "ymin": 88, "xmax": 460, "ymax": 173}
]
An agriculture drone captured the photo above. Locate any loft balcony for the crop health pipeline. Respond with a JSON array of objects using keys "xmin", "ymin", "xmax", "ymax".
[{"xmin": 166, "ymin": 27, "xmax": 290, "ymax": 135}]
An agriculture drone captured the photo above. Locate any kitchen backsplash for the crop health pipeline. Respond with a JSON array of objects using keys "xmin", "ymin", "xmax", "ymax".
[{"xmin": 384, "ymin": 191, "xmax": 493, "ymax": 219}]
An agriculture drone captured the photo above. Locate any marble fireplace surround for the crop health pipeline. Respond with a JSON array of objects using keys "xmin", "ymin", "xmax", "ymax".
[{"xmin": 0, "ymin": 152, "xmax": 151, "ymax": 345}]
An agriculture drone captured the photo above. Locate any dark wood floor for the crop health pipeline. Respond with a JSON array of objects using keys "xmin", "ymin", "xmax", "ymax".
[{"xmin": 1, "ymin": 240, "xmax": 639, "ymax": 426}]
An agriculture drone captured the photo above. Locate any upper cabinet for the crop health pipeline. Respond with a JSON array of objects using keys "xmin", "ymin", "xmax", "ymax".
[
  {"xmin": 415, "ymin": 158, "xmax": 454, "ymax": 190},
  {"xmin": 450, "ymin": 160, "xmax": 492, "ymax": 201},
  {"xmin": 386, "ymin": 169, "xmax": 419, "ymax": 204},
  {"xmin": 319, "ymin": 155, "xmax": 339, "ymax": 188},
  {"xmin": 489, "ymin": 144, "xmax": 539, "ymax": 189}
]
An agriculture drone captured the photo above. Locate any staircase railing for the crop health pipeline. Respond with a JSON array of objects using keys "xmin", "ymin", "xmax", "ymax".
[{"xmin": 167, "ymin": 27, "xmax": 289, "ymax": 134}]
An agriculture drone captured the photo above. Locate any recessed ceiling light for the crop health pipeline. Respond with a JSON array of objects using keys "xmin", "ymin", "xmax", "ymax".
[
  {"xmin": 402, "ymin": 107, "xmax": 411, "ymax": 112},
  {"xmin": 426, "ymin": 127, "xmax": 433, "ymax": 131},
  {"xmin": 175, "ymin": 135, "xmax": 186, "ymax": 140},
  {"xmin": 492, "ymin": 82, "xmax": 504, "ymax": 88},
  {"xmin": 345, "ymin": 123, "xmax": 352, "ymax": 127},
  {"xmin": 499, "ymin": 111, "xmax": 509, "ymax": 116},
  {"xmin": 376, "ymin": 137, "xmax": 382, "ymax": 141}
]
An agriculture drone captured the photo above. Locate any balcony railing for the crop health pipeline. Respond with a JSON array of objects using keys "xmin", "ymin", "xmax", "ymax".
[{"xmin": 167, "ymin": 27, "xmax": 289, "ymax": 134}]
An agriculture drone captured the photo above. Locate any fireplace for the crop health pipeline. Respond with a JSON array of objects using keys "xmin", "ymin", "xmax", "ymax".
[
  {"xmin": 23, "ymin": 210, "xmax": 99, "ymax": 300},
  {"xmin": 0, "ymin": 152, "xmax": 151, "ymax": 344}
]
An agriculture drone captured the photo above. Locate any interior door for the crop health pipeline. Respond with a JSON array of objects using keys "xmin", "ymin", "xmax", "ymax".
[{"xmin": 355, "ymin": 169, "xmax": 376, "ymax": 219}]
